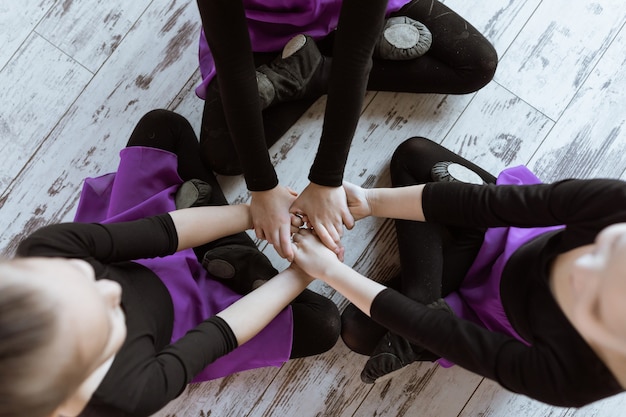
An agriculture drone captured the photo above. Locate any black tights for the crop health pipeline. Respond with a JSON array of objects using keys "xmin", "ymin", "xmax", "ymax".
[
  {"xmin": 341, "ymin": 137, "xmax": 496, "ymax": 355},
  {"xmin": 126, "ymin": 110, "xmax": 340, "ymax": 358},
  {"xmin": 200, "ymin": 0, "xmax": 498, "ymax": 175}
]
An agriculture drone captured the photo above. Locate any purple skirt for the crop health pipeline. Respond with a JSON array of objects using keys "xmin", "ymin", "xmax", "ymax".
[
  {"xmin": 196, "ymin": 0, "xmax": 412, "ymax": 99},
  {"xmin": 74, "ymin": 146, "xmax": 293, "ymax": 382},
  {"xmin": 438, "ymin": 166, "xmax": 564, "ymax": 367}
]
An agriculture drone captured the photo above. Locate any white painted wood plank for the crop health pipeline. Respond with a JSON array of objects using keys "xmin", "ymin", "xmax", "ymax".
[
  {"xmin": 443, "ymin": 0, "xmax": 542, "ymax": 56},
  {"xmin": 0, "ymin": 0, "xmax": 201, "ymax": 255},
  {"xmin": 169, "ymin": 68, "xmax": 204, "ymax": 137},
  {"xmin": 461, "ymin": 378, "xmax": 626, "ymax": 417},
  {"xmin": 344, "ymin": 92, "xmax": 474, "ymax": 180},
  {"xmin": 567, "ymin": 393, "xmax": 626, "ymax": 417},
  {"xmin": 495, "ymin": 0, "xmax": 626, "ymax": 120},
  {"xmin": 35, "ymin": 0, "xmax": 151, "ymax": 73},
  {"xmin": 153, "ymin": 366, "xmax": 285, "ymax": 417},
  {"xmin": 441, "ymin": 82, "xmax": 553, "ymax": 175},
  {"xmin": 355, "ymin": 366, "xmax": 482, "ymax": 417},
  {"xmin": 0, "ymin": 0, "xmax": 52, "ymax": 69},
  {"xmin": 459, "ymin": 378, "xmax": 568, "ymax": 417},
  {"xmin": 0, "ymin": 33, "xmax": 92, "ymax": 190},
  {"xmin": 528, "ymin": 24, "xmax": 626, "ymax": 182}
]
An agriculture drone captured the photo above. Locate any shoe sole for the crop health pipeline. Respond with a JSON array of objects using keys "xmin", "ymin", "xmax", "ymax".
[{"xmin": 365, "ymin": 363, "xmax": 414, "ymax": 385}]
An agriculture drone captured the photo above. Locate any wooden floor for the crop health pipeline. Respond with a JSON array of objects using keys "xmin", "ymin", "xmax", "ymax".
[{"xmin": 2, "ymin": 0, "xmax": 626, "ymax": 416}]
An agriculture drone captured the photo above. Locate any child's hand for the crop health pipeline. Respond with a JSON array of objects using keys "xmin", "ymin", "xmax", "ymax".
[
  {"xmin": 291, "ymin": 229, "xmax": 342, "ymax": 278},
  {"xmin": 290, "ymin": 213, "xmax": 305, "ymax": 234},
  {"xmin": 343, "ymin": 181, "xmax": 372, "ymax": 221}
]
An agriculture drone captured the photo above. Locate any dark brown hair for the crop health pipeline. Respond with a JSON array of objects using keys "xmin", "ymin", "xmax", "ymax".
[{"xmin": 0, "ymin": 278, "xmax": 85, "ymax": 417}]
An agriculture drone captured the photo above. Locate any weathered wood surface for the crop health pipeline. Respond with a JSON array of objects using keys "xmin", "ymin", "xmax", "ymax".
[{"xmin": 1, "ymin": 0, "xmax": 625, "ymax": 416}]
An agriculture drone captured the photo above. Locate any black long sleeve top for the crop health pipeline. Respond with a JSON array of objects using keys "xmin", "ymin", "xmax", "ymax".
[
  {"xmin": 371, "ymin": 179, "xmax": 626, "ymax": 407},
  {"xmin": 197, "ymin": 0, "xmax": 389, "ymax": 190},
  {"xmin": 17, "ymin": 214, "xmax": 238, "ymax": 417}
]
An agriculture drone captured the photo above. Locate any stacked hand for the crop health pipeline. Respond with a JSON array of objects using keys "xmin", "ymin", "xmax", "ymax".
[
  {"xmin": 290, "ymin": 229, "xmax": 341, "ymax": 278},
  {"xmin": 250, "ymin": 185, "xmax": 298, "ymax": 260},
  {"xmin": 250, "ymin": 181, "xmax": 370, "ymax": 263}
]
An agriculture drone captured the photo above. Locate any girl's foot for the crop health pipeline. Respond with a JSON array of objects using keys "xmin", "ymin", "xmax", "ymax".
[
  {"xmin": 202, "ymin": 244, "xmax": 278, "ymax": 294},
  {"xmin": 374, "ymin": 16, "xmax": 432, "ymax": 61},
  {"xmin": 256, "ymin": 34, "xmax": 329, "ymax": 109},
  {"xmin": 175, "ymin": 179, "xmax": 212, "ymax": 209},
  {"xmin": 431, "ymin": 161, "xmax": 486, "ymax": 185}
]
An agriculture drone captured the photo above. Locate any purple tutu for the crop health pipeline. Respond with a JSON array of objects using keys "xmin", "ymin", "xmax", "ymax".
[
  {"xmin": 75, "ymin": 146, "xmax": 293, "ymax": 381},
  {"xmin": 438, "ymin": 166, "xmax": 564, "ymax": 367}
]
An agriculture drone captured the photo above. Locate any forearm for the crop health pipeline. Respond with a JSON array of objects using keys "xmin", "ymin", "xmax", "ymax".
[
  {"xmin": 309, "ymin": 0, "xmax": 389, "ymax": 186},
  {"xmin": 216, "ymin": 268, "xmax": 310, "ymax": 345},
  {"xmin": 169, "ymin": 204, "xmax": 252, "ymax": 251},
  {"xmin": 196, "ymin": 0, "xmax": 277, "ymax": 190},
  {"xmin": 319, "ymin": 261, "xmax": 386, "ymax": 316},
  {"xmin": 368, "ymin": 184, "xmax": 426, "ymax": 221}
]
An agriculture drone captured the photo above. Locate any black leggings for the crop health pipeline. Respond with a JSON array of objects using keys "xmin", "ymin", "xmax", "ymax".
[
  {"xmin": 126, "ymin": 109, "xmax": 340, "ymax": 358},
  {"xmin": 341, "ymin": 137, "xmax": 496, "ymax": 355},
  {"xmin": 200, "ymin": 0, "xmax": 498, "ymax": 174}
]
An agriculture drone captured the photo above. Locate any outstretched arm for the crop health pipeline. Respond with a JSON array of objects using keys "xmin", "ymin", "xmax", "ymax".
[
  {"xmin": 195, "ymin": 0, "xmax": 277, "ymax": 190},
  {"xmin": 308, "ymin": 0, "xmax": 389, "ymax": 186},
  {"xmin": 169, "ymin": 204, "xmax": 252, "ymax": 251},
  {"xmin": 217, "ymin": 265, "xmax": 313, "ymax": 345},
  {"xmin": 112, "ymin": 264, "xmax": 314, "ymax": 417},
  {"xmin": 289, "ymin": 0, "xmax": 388, "ymax": 251},
  {"xmin": 291, "ymin": 229, "xmax": 384, "ymax": 315},
  {"xmin": 343, "ymin": 181, "xmax": 426, "ymax": 222}
]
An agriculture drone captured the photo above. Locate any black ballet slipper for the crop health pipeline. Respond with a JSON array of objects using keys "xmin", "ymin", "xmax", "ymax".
[
  {"xmin": 175, "ymin": 179, "xmax": 212, "ymax": 209},
  {"xmin": 374, "ymin": 16, "xmax": 432, "ymax": 61},
  {"xmin": 256, "ymin": 34, "xmax": 329, "ymax": 109},
  {"xmin": 202, "ymin": 244, "xmax": 278, "ymax": 294},
  {"xmin": 431, "ymin": 161, "xmax": 486, "ymax": 185},
  {"xmin": 360, "ymin": 298, "xmax": 453, "ymax": 384},
  {"xmin": 360, "ymin": 331, "xmax": 439, "ymax": 384}
]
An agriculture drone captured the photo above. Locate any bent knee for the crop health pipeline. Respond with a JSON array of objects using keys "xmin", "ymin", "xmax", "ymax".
[
  {"xmin": 139, "ymin": 108, "xmax": 186, "ymax": 125},
  {"xmin": 199, "ymin": 126, "xmax": 243, "ymax": 176},
  {"xmin": 461, "ymin": 41, "xmax": 498, "ymax": 92},
  {"xmin": 391, "ymin": 137, "xmax": 438, "ymax": 165}
]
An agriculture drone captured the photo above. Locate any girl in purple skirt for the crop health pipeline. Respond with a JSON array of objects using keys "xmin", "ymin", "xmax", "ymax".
[
  {"xmin": 195, "ymin": 0, "xmax": 498, "ymax": 262},
  {"xmin": 291, "ymin": 137, "xmax": 626, "ymax": 407},
  {"xmin": 0, "ymin": 110, "xmax": 340, "ymax": 417}
]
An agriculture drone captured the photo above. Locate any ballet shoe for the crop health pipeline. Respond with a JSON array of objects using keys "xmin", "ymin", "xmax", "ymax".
[
  {"xmin": 374, "ymin": 16, "xmax": 432, "ymax": 61},
  {"xmin": 431, "ymin": 161, "xmax": 486, "ymax": 185},
  {"xmin": 360, "ymin": 298, "xmax": 453, "ymax": 384},
  {"xmin": 256, "ymin": 34, "xmax": 329, "ymax": 109},
  {"xmin": 202, "ymin": 244, "xmax": 278, "ymax": 294},
  {"xmin": 175, "ymin": 179, "xmax": 212, "ymax": 209}
]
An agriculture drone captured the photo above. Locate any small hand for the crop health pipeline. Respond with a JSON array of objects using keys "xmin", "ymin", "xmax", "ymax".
[
  {"xmin": 343, "ymin": 181, "xmax": 372, "ymax": 221},
  {"xmin": 290, "ymin": 213, "xmax": 305, "ymax": 234},
  {"xmin": 290, "ymin": 182, "xmax": 354, "ymax": 254},
  {"xmin": 250, "ymin": 185, "xmax": 298, "ymax": 261},
  {"xmin": 291, "ymin": 229, "xmax": 342, "ymax": 278}
]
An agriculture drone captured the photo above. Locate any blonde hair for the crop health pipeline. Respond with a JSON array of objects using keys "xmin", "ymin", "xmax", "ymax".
[{"xmin": 0, "ymin": 262, "xmax": 88, "ymax": 417}]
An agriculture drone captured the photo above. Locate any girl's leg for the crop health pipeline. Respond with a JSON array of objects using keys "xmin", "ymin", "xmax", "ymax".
[
  {"xmin": 290, "ymin": 289, "xmax": 341, "ymax": 358},
  {"xmin": 341, "ymin": 137, "xmax": 495, "ymax": 359},
  {"xmin": 368, "ymin": 0, "xmax": 498, "ymax": 94},
  {"xmin": 126, "ymin": 109, "xmax": 255, "ymax": 252},
  {"xmin": 127, "ymin": 109, "xmax": 225, "ymax": 202},
  {"xmin": 199, "ymin": 50, "xmax": 325, "ymax": 176},
  {"xmin": 341, "ymin": 303, "xmax": 388, "ymax": 356},
  {"xmin": 390, "ymin": 137, "xmax": 496, "ymax": 301}
]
